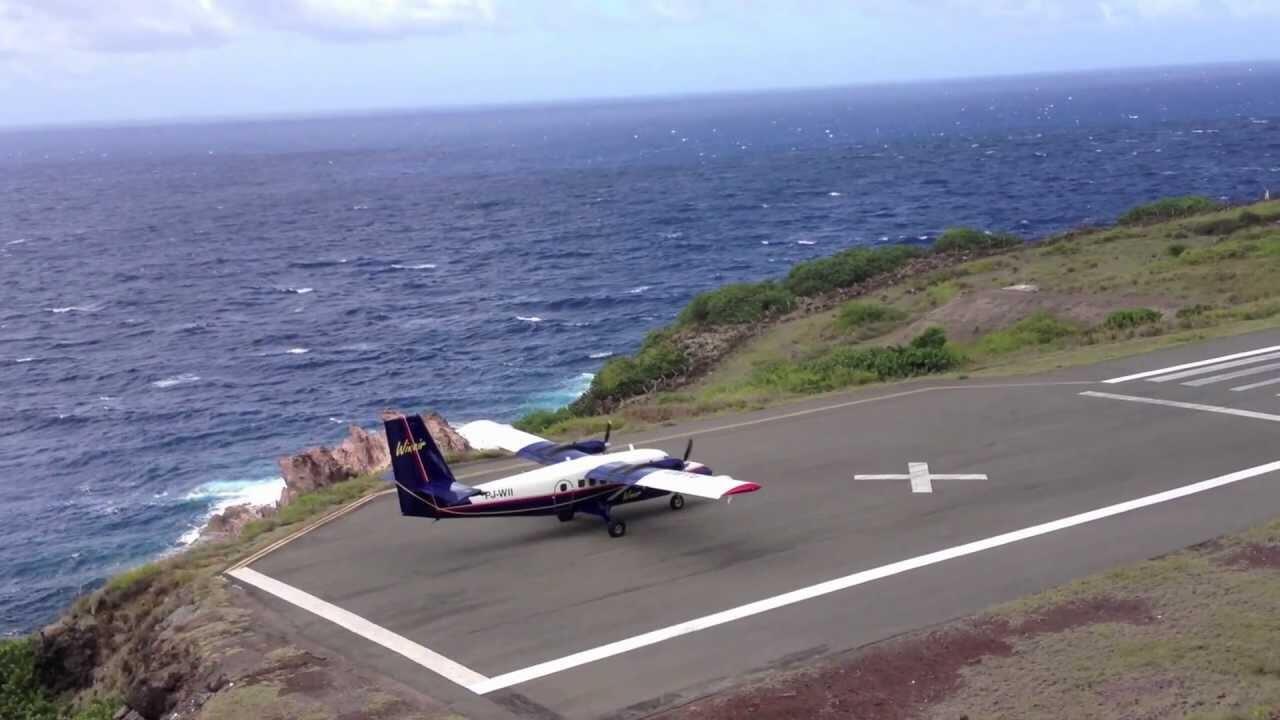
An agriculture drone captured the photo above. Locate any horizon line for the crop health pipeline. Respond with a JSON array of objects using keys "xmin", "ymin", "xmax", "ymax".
[{"xmin": 4, "ymin": 57, "xmax": 1279, "ymax": 136}]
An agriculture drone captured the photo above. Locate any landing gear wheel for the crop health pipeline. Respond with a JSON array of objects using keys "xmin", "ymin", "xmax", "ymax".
[
  {"xmin": 669, "ymin": 493, "xmax": 686, "ymax": 511},
  {"xmin": 557, "ymin": 508, "xmax": 575, "ymax": 522},
  {"xmin": 607, "ymin": 520, "xmax": 627, "ymax": 538}
]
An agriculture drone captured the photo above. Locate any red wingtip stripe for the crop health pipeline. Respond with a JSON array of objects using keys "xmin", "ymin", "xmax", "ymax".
[{"xmin": 725, "ymin": 482, "xmax": 762, "ymax": 496}]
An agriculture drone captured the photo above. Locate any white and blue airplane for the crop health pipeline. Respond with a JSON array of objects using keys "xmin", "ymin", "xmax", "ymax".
[{"xmin": 383, "ymin": 414, "xmax": 761, "ymax": 537}]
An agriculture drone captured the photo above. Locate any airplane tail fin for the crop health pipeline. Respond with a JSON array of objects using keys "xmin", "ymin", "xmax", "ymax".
[{"xmin": 383, "ymin": 413, "xmax": 473, "ymax": 517}]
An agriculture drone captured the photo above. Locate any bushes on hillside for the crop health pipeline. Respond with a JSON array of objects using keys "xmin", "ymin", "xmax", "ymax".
[
  {"xmin": 571, "ymin": 330, "xmax": 690, "ymax": 412},
  {"xmin": 933, "ymin": 227, "xmax": 1023, "ymax": 254},
  {"xmin": 1189, "ymin": 210, "xmax": 1266, "ymax": 237},
  {"xmin": 0, "ymin": 639, "xmax": 58, "ymax": 720},
  {"xmin": 784, "ymin": 245, "xmax": 919, "ymax": 297},
  {"xmin": 976, "ymin": 312, "xmax": 1079, "ymax": 355},
  {"xmin": 1118, "ymin": 196, "xmax": 1220, "ymax": 225},
  {"xmin": 1104, "ymin": 308, "xmax": 1163, "ymax": 331},
  {"xmin": 750, "ymin": 328, "xmax": 962, "ymax": 395},
  {"xmin": 678, "ymin": 282, "xmax": 794, "ymax": 326}
]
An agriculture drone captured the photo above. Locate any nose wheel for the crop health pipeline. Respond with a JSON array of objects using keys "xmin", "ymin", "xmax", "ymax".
[
  {"xmin": 607, "ymin": 520, "xmax": 627, "ymax": 538},
  {"xmin": 669, "ymin": 493, "xmax": 686, "ymax": 511}
]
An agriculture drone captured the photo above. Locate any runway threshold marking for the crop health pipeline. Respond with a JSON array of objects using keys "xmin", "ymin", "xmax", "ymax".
[
  {"xmin": 468, "ymin": 458, "xmax": 1280, "ymax": 694},
  {"xmin": 227, "ymin": 567, "xmax": 491, "ymax": 691},
  {"xmin": 1102, "ymin": 344, "xmax": 1280, "ymax": 384},
  {"xmin": 1080, "ymin": 391, "xmax": 1280, "ymax": 424}
]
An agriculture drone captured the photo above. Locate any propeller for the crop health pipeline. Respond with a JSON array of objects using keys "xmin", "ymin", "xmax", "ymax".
[
  {"xmin": 682, "ymin": 438, "xmax": 693, "ymax": 463},
  {"xmin": 569, "ymin": 421, "xmax": 612, "ymax": 455}
]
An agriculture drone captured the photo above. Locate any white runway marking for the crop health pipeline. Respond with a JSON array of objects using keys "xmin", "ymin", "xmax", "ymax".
[
  {"xmin": 470, "ymin": 459, "xmax": 1280, "ymax": 694},
  {"xmin": 1147, "ymin": 351, "xmax": 1280, "ymax": 383},
  {"xmin": 1183, "ymin": 361, "xmax": 1280, "ymax": 387},
  {"xmin": 1233, "ymin": 376, "xmax": 1280, "ymax": 392},
  {"xmin": 855, "ymin": 462, "xmax": 988, "ymax": 493},
  {"xmin": 1081, "ymin": 391, "xmax": 1280, "ymax": 423},
  {"xmin": 227, "ymin": 567, "xmax": 490, "ymax": 691},
  {"xmin": 1102, "ymin": 345, "xmax": 1280, "ymax": 384}
]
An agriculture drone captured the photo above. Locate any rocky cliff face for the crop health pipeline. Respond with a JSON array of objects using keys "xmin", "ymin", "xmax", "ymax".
[
  {"xmin": 276, "ymin": 424, "xmax": 391, "ymax": 507},
  {"xmin": 197, "ymin": 503, "xmax": 276, "ymax": 544}
]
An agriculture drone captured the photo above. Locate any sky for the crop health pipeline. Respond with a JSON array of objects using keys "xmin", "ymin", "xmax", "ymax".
[{"xmin": 1, "ymin": 0, "xmax": 1278, "ymax": 128}]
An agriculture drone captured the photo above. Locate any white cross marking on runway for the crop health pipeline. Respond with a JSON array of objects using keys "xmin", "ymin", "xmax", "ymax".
[{"xmin": 854, "ymin": 462, "xmax": 988, "ymax": 493}]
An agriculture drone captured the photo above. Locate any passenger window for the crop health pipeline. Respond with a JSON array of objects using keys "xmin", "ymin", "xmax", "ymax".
[{"xmin": 578, "ymin": 479, "xmax": 585, "ymax": 488}]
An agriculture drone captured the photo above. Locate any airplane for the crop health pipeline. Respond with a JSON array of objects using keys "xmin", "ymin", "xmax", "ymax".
[{"xmin": 382, "ymin": 413, "xmax": 761, "ymax": 537}]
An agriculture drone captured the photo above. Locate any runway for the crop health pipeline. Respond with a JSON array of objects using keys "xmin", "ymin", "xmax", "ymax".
[{"xmin": 229, "ymin": 329, "xmax": 1280, "ymax": 719}]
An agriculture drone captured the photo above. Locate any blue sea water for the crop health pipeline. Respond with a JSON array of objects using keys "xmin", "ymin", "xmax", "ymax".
[{"xmin": 2, "ymin": 63, "xmax": 1279, "ymax": 635}]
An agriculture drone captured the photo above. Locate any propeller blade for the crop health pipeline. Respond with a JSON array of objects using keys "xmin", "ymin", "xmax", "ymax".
[
  {"xmin": 603, "ymin": 421, "xmax": 612, "ymax": 446},
  {"xmin": 682, "ymin": 438, "xmax": 693, "ymax": 463}
]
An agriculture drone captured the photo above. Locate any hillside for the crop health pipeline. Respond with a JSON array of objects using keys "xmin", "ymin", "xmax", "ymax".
[{"xmin": 522, "ymin": 196, "xmax": 1280, "ymax": 437}]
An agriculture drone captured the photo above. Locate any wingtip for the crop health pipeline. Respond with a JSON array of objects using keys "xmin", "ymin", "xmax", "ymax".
[{"xmin": 725, "ymin": 482, "xmax": 762, "ymax": 496}]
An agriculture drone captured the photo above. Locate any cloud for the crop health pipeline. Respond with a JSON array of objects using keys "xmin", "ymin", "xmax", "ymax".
[{"xmin": 0, "ymin": 0, "xmax": 495, "ymax": 56}]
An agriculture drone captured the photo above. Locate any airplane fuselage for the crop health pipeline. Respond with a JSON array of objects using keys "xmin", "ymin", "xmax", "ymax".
[{"xmin": 401, "ymin": 448, "xmax": 672, "ymax": 518}]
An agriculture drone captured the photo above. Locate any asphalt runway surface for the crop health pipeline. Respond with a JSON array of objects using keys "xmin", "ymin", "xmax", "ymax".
[{"xmin": 231, "ymin": 329, "xmax": 1280, "ymax": 719}]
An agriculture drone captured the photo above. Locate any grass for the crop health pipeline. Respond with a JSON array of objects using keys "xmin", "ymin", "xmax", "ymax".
[
  {"xmin": 928, "ymin": 517, "xmax": 1280, "ymax": 719},
  {"xmin": 1103, "ymin": 307, "xmax": 1163, "ymax": 331},
  {"xmin": 972, "ymin": 311, "xmax": 1080, "ymax": 355},
  {"xmin": 833, "ymin": 301, "xmax": 909, "ymax": 339},
  {"xmin": 0, "ymin": 638, "xmax": 120, "ymax": 720},
  {"xmin": 1118, "ymin": 195, "xmax": 1221, "ymax": 225}
]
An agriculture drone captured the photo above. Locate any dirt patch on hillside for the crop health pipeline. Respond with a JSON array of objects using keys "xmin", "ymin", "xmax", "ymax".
[
  {"xmin": 1219, "ymin": 543, "xmax": 1280, "ymax": 570},
  {"xmin": 889, "ymin": 288, "xmax": 1180, "ymax": 345},
  {"xmin": 662, "ymin": 596, "xmax": 1152, "ymax": 720}
]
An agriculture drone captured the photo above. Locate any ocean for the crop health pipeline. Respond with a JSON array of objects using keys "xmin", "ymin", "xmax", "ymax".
[{"xmin": 2, "ymin": 63, "xmax": 1278, "ymax": 635}]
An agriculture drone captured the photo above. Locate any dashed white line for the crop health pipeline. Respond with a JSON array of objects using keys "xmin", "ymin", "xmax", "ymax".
[
  {"xmin": 1102, "ymin": 345, "xmax": 1280, "ymax": 384},
  {"xmin": 1183, "ymin": 361, "xmax": 1280, "ymax": 387},
  {"xmin": 1232, "ymin": 376, "xmax": 1280, "ymax": 392},
  {"xmin": 228, "ymin": 567, "xmax": 490, "ymax": 691},
  {"xmin": 470, "ymin": 458, "xmax": 1280, "ymax": 694},
  {"xmin": 1081, "ymin": 390, "xmax": 1280, "ymax": 423}
]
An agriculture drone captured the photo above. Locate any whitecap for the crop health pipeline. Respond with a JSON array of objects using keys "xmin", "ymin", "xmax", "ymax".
[
  {"xmin": 46, "ymin": 304, "xmax": 102, "ymax": 314},
  {"xmin": 516, "ymin": 315, "xmax": 543, "ymax": 323},
  {"xmin": 15, "ymin": 357, "xmax": 35, "ymax": 363},
  {"xmin": 627, "ymin": 286, "xmax": 652, "ymax": 294},
  {"xmin": 390, "ymin": 263, "xmax": 437, "ymax": 270},
  {"xmin": 797, "ymin": 240, "xmax": 817, "ymax": 246},
  {"xmin": 152, "ymin": 373, "xmax": 200, "ymax": 389},
  {"xmin": 289, "ymin": 287, "xmax": 314, "ymax": 294},
  {"xmin": 328, "ymin": 417, "xmax": 345, "ymax": 424},
  {"xmin": 286, "ymin": 347, "xmax": 309, "ymax": 355},
  {"xmin": 6, "ymin": 238, "xmax": 27, "ymax": 245},
  {"xmin": 761, "ymin": 240, "xmax": 770, "ymax": 245},
  {"xmin": 828, "ymin": 191, "xmax": 843, "ymax": 197},
  {"xmin": 177, "ymin": 476, "xmax": 286, "ymax": 545},
  {"xmin": 589, "ymin": 351, "xmax": 614, "ymax": 359}
]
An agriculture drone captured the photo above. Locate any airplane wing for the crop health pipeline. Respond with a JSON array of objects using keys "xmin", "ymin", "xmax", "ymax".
[
  {"xmin": 587, "ymin": 463, "xmax": 761, "ymax": 500},
  {"xmin": 456, "ymin": 420, "xmax": 593, "ymax": 465}
]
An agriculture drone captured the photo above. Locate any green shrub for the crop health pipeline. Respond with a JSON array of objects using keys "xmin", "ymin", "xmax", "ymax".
[
  {"xmin": 573, "ymin": 330, "xmax": 690, "ymax": 411},
  {"xmin": 1176, "ymin": 304, "xmax": 1213, "ymax": 319},
  {"xmin": 976, "ymin": 312, "xmax": 1080, "ymax": 355},
  {"xmin": 933, "ymin": 227, "xmax": 1023, "ymax": 254},
  {"xmin": 834, "ymin": 302, "xmax": 908, "ymax": 334},
  {"xmin": 678, "ymin": 282, "xmax": 794, "ymax": 326},
  {"xmin": 1189, "ymin": 210, "xmax": 1266, "ymax": 237},
  {"xmin": 0, "ymin": 638, "xmax": 59, "ymax": 720},
  {"xmin": 1240, "ymin": 303, "xmax": 1280, "ymax": 321},
  {"xmin": 514, "ymin": 407, "xmax": 577, "ymax": 434},
  {"xmin": 1118, "ymin": 196, "xmax": 1221, "ymax": 225},
  {"xmin": 784, "ymin": 245, "xmax": 919, "ymax": 297},
  {"xmin": 910, "ymin": 326, "xmax": 948, "ymax": 350},
  {"xmin": 1104, "ymin": 308, "xmax": 1164, "ymax": 330},
  {"xmin": 1166, "ymin": 243, "xmax": 1188, "ymax": 258}
]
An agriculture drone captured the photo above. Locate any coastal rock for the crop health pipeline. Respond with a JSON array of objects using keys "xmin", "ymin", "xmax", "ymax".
[
  {"xmin": 422, "ymin": 411, "xmax": 471, "ymax": 456},
  {"xmin": 35, "ymin": 617, "xmax": 99, "ymax": 694},
  {"xmin": 277, "ymin": 424, "xmax": 391, "ymax": 507},
  {"xmin": 199, "ymin": 503, "xmax": 276, "ymax": 543}
]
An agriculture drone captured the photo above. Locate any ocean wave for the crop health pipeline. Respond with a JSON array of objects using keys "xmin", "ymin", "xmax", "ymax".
[
  {"xmin": 6, "ymin": 238, "xmax": 28, "ymax": 245},
  {"xmin": 45, "ymin": 304, "xmax": 103, "ymax": 314},
  {"xmin": 177, "ymin": 476, "xmax": 286, "ymax": 545},
  {"xmin": 588, "ymin": 351, "xmax": 614, "ymax": 359},
  {"xmin": 152, "ymin": 373, "xmax": 200, "ymax": 389},
  {"xmin": 627, "ymin": 285, "xmax": 652, "ymax": 294},
  {"xmin": 797, "ymin": 240, "xmax": 817, "ymax": 246},
  {"xmin": 286, "ymin": 348, "xmax": 309, "ymax": 355},
  {"xmin": 828, "ymin": 191, "xmax": 843, "ymax": 197},
  {"xmin": 516, "ymin": 315, "xmax": 543, "ymax": 323},
  {"xmin": 390, "ymin": 263, "xmax": 437, "ymax": 270},
  {"xmin": 15, "ymin": 357, "xmax": 35, "ymax": 363},
  {"xmin": 279, "ymin": 287, "xmax": 314, "ymax": 294}
]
